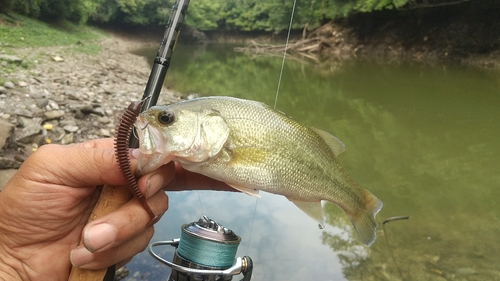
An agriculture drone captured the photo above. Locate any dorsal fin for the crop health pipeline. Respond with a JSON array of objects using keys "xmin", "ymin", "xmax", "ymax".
[{"xmin": 312, "ymin": 128, "xmax": 345, "ymax": 156}]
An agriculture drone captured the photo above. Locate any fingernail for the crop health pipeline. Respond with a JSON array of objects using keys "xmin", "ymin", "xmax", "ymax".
[
  {"xmin": 83, "ymin": 223, "xmax": 117, "ymax": 252},
  {"xmin": 146, "ymin": 173, "xmax": 164, "ymax": 198},
  {"xmin": 130, "ymin": 148, "xmax": 141, "ymax": 159},
  {"xmin": 70, "ymin": 246, "xmax": 94, "ymax": 268}
]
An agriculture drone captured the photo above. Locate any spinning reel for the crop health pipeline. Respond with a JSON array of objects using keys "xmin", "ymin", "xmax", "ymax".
[{"xmin": 149, "ymin": 216, "xmax": 253, "ymax": 281}]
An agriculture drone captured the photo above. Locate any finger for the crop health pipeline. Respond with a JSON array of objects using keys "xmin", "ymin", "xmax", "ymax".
[
  {"xmin": 70, "ymin": 226, "xmax": 154, "ymax": 269},
  {"xmin": 137, "ymin": 162, "xmax": 176, "ymax": 198},
  {"xmin": 24, "ymin": 141, "xmax": 140, "ymax": 188},
  {"xmin": 72, "ymin": 138, "xmax": 114, "ymax": 149},
  {"xmin": 116, "ymin": 258, "xmax": 133, "ymax": 270},
  {"xmin": 80, "ymin": 189, "xmax": 168, "ymax": 253},
  {"xmin": 166, "ymin": 162, "xmax": 235, "ymax": 192}
]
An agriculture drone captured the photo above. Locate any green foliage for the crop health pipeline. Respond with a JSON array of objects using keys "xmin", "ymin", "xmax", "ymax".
[
  {"xmin": 218, "ymin": 0, "xmax": 314, "ymax": 32},
  {"xmin": 184, "ymin": 0, "xmax": 222, "ymax": 30},
  {"xmin": 8, "ymin": 0, "xmax": 488, "ymax": 33},
  {"xmin": 9, "ymin": 0, "xmax": 104, "ymax": 23},
  {"xmin": 115, "ymin": 0, "xmax": 146, "ymax": 14},
  {"xmin": 354, "ymin": 0, "xmax": 407, "ymax": 12},
  {"xmin": 0, "ymin": 13, "xmax": 102, "ymax": 48},
  {"xmin": 0, "ymin": 0, "xmax": 414, "ymax": 30}
]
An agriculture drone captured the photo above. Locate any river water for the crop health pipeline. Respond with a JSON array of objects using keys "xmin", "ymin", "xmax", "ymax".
[{"xmin": 126, "ymin": 44, "xmax": 500, "ymax": 281}]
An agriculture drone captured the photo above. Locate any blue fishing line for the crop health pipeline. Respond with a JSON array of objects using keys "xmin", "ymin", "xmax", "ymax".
[{"xmin": 177, "ymin": 230, "xmax": 240, "ymax": 268}]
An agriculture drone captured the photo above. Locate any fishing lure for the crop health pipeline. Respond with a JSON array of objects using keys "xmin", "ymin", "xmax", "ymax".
[{"xmin": 114, "ymin": 101, "xmax": 161, "ymax": 225}]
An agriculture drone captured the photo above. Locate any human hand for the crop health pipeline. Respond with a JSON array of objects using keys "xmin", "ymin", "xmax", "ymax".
[{"xmin": 0, "ymin": 138, "xmax": 232, "ymax": 281}]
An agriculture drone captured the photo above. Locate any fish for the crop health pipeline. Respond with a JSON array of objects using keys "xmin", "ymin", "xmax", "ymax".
[{"xmin": 134, "ymin": 96, "xmax": 383, "ymax": 246}]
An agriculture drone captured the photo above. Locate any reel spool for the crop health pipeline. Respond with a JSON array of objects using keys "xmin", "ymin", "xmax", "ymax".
[{"xmin": 149, "ymin": 215, "xmax": 253, "ymax": 281}]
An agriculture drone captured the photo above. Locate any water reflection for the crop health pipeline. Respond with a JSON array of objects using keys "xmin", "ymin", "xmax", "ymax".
[{"xmin": 127, "ymin": 44, "xmax": 500, "ymax": 280}]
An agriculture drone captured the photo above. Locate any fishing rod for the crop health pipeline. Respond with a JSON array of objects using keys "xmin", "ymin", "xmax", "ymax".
[{"xmin": 68, "ymin": 0, "xmax": 190, "ymax": 280}]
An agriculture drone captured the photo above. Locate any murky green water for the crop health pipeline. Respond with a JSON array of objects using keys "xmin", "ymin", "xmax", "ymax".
[{"xmin": 127, "ymin": 44, "xmax": 500, "ymax": 281}]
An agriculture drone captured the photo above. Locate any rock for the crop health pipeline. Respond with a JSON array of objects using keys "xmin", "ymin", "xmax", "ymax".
[
  {"xmin": 115, "ymin": 267, "xmax": 130, "ymax": 281},
  {"xmin": 0, "ymin": 157, "xmax": 22, "ymax": 170},
  {"xmin": 97, "ymin": 116, "xmax": 111, "ymax": 124},
  {"xmin": 47, "ymin": 99, "xmax": 60, "ymax": 110},
  {"xmin": 16, "ymin": 124, "xmax": 42, "ymax": 144},
  {"xmin": 60, "ymin": 119, "xmax": 77, "ymax": 126},
  {"xmin": 0, "ymin": 86, "xmax": 7, "ymax": 94},
  {"xmin": 50, "ymin": 126, "xmax": 66, "ymax": 142},
  {"xmin": 0, "ymin": 121, "xmax": 14, "ymax": 149},
  {"xmin": 14, "ymin": 109, "xmax": 34, "ymax": 118},
  {"xmin": 105, "ymin": 109, "xmax": 114, "ymax": 116},
  {"xmin": 91, "ymin": 107, "xmax": 106, "ymax": 116},
  {"xmin": 63, "ymin": 125, "xmax": 79, "ymax": 133},
  {"xmin": 71, "ymin": 104, "xmax": 94, "ymax": 113},
  {"xmin": 43, "ymin": 110, "xmax": 65, "ymax": 120},
  {"xmin": 32, "ymin": 134, "xmax": 47, "ymax": 146},
  {"xmin": 60, "ymin": 132, "xmax": 74, "ymax": 145},
  {"xmin": 37, "ymin": 99, "xmax": 49, "ymax": 109},
  {"xmin": 1, "ymin": 114, "xmax": 10, "ymax": 119},
  {"xmin": 65, "ymin": 90, "xmax": 81, "ymax": 100},
  {"xmin": 18, "ymin": 81, "xmax": 28, "ymax": 87},
  {"xmin": 51, "ymin": 55, "xmax": 64, "ymax": 62},
  {"xmin": 0, "ymin": 54, "xmax": 23, "ymax": 64},
  {"xmin": 17, "ymin": 116, "xmax": 37, "ymax": 128},
  {"xmin": 4, "ymin": 81, "xmax": 15, "ymax": 89},
  {"xmin": 42, "ymin": 88, "xmax": 51, "ymax": 97},
  {"xmin": 74, "ymin": 111, "xmax": 86, "ymax": 119},
  {"xmin": 98, "ymin": 128, "xmax": 111, "ymax": 137},
  {"xmin": 0, "ymin": 169, "xmax": 18, "ymax": 191}
]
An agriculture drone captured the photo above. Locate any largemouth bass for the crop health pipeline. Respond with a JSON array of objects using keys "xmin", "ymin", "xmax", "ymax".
[{"xmin": 134, "ymin": 96, "xmax": 383, "ymax": 246}]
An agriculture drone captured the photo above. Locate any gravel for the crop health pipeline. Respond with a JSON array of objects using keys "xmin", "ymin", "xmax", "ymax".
[{"xmin": 0, "ymin": 33, "xmax": 182, "ymax": 171}]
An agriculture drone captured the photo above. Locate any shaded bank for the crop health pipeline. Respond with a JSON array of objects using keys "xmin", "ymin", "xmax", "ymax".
[{"xmin": 227, "ymin": 1, "xmax": 500, "ymax": 69}]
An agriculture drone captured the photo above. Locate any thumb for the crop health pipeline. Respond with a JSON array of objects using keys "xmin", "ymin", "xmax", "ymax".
[{"xmin": 19, "ymin": 139, "xmax": 137, "ymax": 188}]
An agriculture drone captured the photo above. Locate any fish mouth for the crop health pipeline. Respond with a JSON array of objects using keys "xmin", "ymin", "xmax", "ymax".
[
  {"xmin": 134, "ymin": 117, "xmax": 173, "ymax": 174},
  {"xmin": 134, "ymin": 117, "xmax": 157, "ymax": 155}
]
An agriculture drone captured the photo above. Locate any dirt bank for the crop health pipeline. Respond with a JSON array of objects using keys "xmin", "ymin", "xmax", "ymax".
[
  {"xmin": 234, "ymin": 2, "xmax": 500, "ymax": 69},
  {"xmin": 0, "ymin": 32, "xmax": 180, "ymax": 174}
]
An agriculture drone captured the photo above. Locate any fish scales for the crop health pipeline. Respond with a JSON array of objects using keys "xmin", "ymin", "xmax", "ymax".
[{"xmin": 135, "ymin": 96, "xmax": 383, "ymax": 246}]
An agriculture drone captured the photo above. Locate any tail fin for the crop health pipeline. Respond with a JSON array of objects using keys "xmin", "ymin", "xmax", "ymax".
[{"xmin": 348, "ymin": 189, "xmax": 383, "ymax": 247}]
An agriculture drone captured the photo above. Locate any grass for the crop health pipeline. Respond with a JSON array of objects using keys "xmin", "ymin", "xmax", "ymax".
[
  {"xmin": 0, "ymin": 13, "xmax": 105, "ymax": 51},
  {"xmin": 0, "ymin": 13, "xmax": 107, "ymax": 72}
]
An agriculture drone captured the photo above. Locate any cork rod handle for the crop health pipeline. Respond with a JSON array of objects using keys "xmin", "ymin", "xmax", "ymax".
[{"xmin": 67, "ymin": 185, "xmax": 132, "ymax": 281}]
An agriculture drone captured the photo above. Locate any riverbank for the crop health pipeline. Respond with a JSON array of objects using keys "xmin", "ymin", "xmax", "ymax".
[
  {"xmin": 0, "ymin": 19, "xmax": 181, "ymax": 174},
  {"xmin": 316, "ymin": 5, "xmax": 500, "ymax": 69},
  {"xmin": 231, "ymin": 3, "xmax": 500, "ymax": 69}
]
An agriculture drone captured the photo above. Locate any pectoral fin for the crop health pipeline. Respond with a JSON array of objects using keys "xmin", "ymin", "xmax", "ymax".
[
  {"xmin": 312, "ymin": 128, "xmax": 345, "ymax": 156},
  {"xmin": 290, "ymin": 199, "xmax": 325, "ymax": 227},
  {"xmin": 227, "ymin": 183, "xmax": 261, "ymax": 198}
]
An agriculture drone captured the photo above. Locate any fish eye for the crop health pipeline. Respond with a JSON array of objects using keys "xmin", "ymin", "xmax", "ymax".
[{"xmin": 157, "ymin": 110, "xmax": 175, "ymax": 125}]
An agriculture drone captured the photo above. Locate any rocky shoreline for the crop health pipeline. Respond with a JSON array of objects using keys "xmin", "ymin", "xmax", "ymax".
[{"xmin": 0, "ymin": 32, "xmax": 181, "ymax": 183}]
